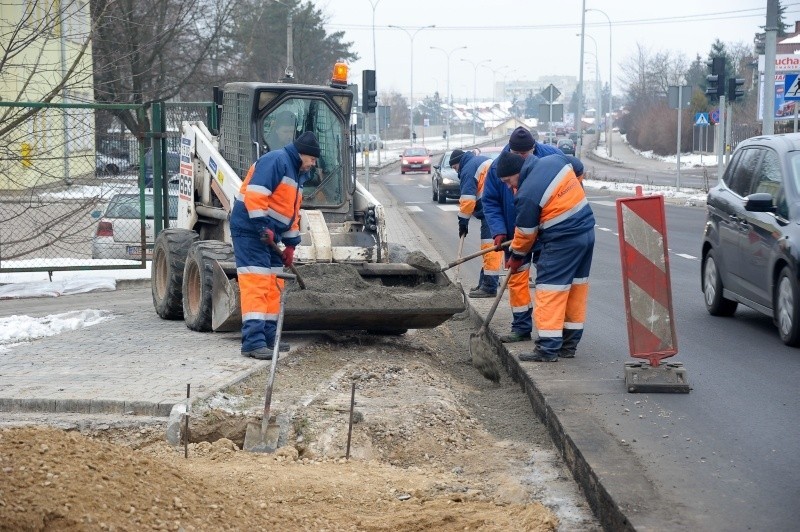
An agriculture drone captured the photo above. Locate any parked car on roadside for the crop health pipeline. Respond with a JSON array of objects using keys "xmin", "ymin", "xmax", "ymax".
[
  {"xmin": 432, "ymin": 146, "xmax": 503, "ymax": 204},
  {"xmin": 400, "ymin": 147, "xmax": 431, "ymax": 174},
  {"xmin": 557, "ymin": 138, "xmax": 576, "ymax": 155},
  {"xmin": 542, "ymin": 132, "xmax": 558, "ymax": 145},
  {"xmin": 701, "ymin": 132, "xmax": 800, "ymax": 346},
  {"xmin": 91, "ymin": 189, "xmax": 178, "ymax": 260}
]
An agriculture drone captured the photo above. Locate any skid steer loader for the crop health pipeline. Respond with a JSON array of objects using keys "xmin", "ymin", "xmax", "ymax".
[{"xmin": 150, "ymin": 64, "xmax": 464, "ymax": 335}]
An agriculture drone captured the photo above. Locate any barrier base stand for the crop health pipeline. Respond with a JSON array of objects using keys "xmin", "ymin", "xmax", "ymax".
[{"xmin": 624, "ymin": 361, "xmax": 691, "ymax": 394}]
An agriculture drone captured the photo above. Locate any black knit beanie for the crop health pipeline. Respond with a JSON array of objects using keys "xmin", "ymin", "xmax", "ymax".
[
  {"xmin": 508, "ymin": 126, "xmax": 534, "ymax": 152},
  {"xmin": 293, "ymin": 131, "xmax": 321, "ymax": 157},
  {"xmin": 449, "ymin": 149, "xmax": 465, "ymax": 167},
  {"xmin": 496, "ymin": 151, "xmax": 525, "ymax": 178}
]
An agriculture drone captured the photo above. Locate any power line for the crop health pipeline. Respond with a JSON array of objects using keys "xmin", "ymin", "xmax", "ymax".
[{"xmin": 327, "ymin": 7, "xmax": 799, "ymax": 32}]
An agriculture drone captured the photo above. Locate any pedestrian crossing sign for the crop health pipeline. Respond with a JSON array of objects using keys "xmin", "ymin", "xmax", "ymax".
[
  {"xmin": 695, "ymin": 113, "xmax": 710, "ymax": 126},
  {"xmin": 785, "ymin": 74, "xmax": 800, "ymax": 100}
]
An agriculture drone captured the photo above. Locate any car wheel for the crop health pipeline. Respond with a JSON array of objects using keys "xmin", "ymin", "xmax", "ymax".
[
  {"xmin": 437, "ymin": 186, "xmax": 447, "ymax": 204},
  {"xmin": 702, "ymin": 250, "xmax": 737, "ymax": 316},
  {"xmin": 401, "ymin": 170, "xmax": 406, "ymax": 174},
  {"xmin": 775, "ymin": 266, "xmax": 800, "ymax": 346},
  {"xmin": 152, "ymin": 228, "xmax": 199, "ymax": 320},
  {"xmin": 432, "ymin": 179, "xmax": 439, "ymax": 202},
  {"xmin": 182, "ymin": 240, "xmax": 233, "ymax": 332}
]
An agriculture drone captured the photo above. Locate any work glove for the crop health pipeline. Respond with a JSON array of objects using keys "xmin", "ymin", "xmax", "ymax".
[
  {"xmin": 458, "ymin": 218, "xmax": 469, "ymax": 238},
  {"xmin": 493, "ymin": 234, "xmax": 507, "ymax": 247},
  {"xmin": 260, "ymin": 228, "xmax": 275, "ymax": 245},
  {"xmin": 506, "ymin": 253, "xmax": 524, "ymax": 274},
  {"xmin": 281, "ymin": 246, "xmax": 295, "ymax": 267}
]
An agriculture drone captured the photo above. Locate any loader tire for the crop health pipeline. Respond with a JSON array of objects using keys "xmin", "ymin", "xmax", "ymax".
[
  {"xmin": 152, "ymin": 229, "xmax": 199, "ymax": 320},
  {"xmin": 182, "ymin": 240, "xmax": 234, "ymax": 332}
]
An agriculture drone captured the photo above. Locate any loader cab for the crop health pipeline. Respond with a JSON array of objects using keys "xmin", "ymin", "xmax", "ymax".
[{"xmin": 219, "ymin": 82, "xmax": 354, "ymax": 214}]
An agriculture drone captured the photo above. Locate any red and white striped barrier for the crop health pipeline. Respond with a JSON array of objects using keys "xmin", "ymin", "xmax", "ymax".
[{"xmin": 616, "ymin": 194, "xmax": 678, "ymax": 367}]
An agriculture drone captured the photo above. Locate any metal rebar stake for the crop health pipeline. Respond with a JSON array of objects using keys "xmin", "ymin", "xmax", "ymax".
[
  {"xmin": 346, "ymin": 382, "xmax": 356, "ymax": 460},
  {"xmin": 184, "ymin": 383, "xmax": 190, "ymax": 459}
]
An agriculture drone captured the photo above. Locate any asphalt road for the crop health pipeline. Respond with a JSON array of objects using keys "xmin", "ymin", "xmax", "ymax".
[{"xmin": 379, "ymin": 161, "xmax": 800, "ymax": 531}]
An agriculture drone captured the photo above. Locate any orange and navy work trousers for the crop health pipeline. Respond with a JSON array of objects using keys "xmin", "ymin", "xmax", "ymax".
[
  {"xmin": 533, "ymin": 230, "xmax": 594, "ymax": 358},
  {"xmin": 478, "ymin": 217, "xmax": 502, "ymax": 292},
  {"xmin": 232, "ymin": 233, "xmax": 285, "ymax": 352},
  {"xmin": 504, "ymin": 250, "xmax": 533, "ymax": 335}
]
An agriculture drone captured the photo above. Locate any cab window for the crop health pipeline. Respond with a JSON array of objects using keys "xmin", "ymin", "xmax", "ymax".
[{"xmin": 260, "ymin": 98, "xmax": 344, "ymax": 208}]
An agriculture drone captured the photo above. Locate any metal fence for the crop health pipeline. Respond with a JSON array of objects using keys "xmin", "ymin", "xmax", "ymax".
[{"xmin": 0, "ymin": 100, "xmax": 214, "ymax": 274}]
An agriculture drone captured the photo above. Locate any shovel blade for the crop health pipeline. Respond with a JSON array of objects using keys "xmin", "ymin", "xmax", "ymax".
[
  {"xmin": 243, "ymin": 419, "xmax": 281, "ymax": 453},
  {"xmin": 469, "ymin": 331, "xmax": 501, "ymax": 383}
]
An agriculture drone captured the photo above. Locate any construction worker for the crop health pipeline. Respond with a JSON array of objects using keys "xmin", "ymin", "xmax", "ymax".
[
  {"xmin": 230, "ymin": 131, "xmax": 321, "ymax": 360},
  {"xmin": 482, "ymin": 126, "xmax": 561, "ymax": 343},
  {"xmin": 450, "ymin": 148, "xmax": 503, "ymax": 297},
  {"xmin": 496, "ymin": 151, "xmax": 595, "ymax": 362}
]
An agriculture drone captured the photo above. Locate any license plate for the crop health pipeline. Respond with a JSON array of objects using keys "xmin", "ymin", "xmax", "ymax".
[
  {"xmin": 411, "ymin": 164, "xmax": 421, "ymax": 168},
  {"xmin": 126, "ymin": 245, "xmax": 153, "ymax": 258}
]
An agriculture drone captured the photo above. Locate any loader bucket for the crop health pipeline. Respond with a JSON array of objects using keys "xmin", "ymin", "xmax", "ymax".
[
  {"xmin": 206, "ymin": 261, "xmax": 465, "ymax": 334},
  {"xmin": 211, "ymin": 259, "xmax": 242, "ymax": 332}
]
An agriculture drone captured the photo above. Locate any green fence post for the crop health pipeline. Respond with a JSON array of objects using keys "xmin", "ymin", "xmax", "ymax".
[{"xmin": 151, "ymin": 102, "xmax": 165, "ymax": 237}]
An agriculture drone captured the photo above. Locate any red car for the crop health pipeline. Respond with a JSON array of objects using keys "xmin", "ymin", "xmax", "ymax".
[{"xmin": 400, "ymin": 147, "xmax": 431, "ymax": 174}]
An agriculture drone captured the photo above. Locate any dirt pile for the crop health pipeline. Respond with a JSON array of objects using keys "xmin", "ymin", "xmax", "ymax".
[{"xmin": 0, "ymin": 425, "xmax": 557, "ymax": 531}]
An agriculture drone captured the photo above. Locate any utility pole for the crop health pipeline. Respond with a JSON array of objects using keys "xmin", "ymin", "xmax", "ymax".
[{"xmin": 763, "ymin": 0, "xmax": 778, "ymax": 135}]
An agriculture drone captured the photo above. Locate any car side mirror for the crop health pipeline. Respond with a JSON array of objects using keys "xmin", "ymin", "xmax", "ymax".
[
  {"xmin": 399, "ymin": 154, "xmax": 403, "ymax": 158},
  {"xmin": 745, "ymin": 192, "xmax": 777, "ymax": 213},
  {"xmin": 433, "ymin": 165, "xmax": 440, "ymax": 171}
]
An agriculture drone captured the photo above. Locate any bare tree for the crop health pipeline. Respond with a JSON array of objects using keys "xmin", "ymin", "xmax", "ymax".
[{"xmin": 91, "ymin": 0, "xmax": 239, "ymax": 135}]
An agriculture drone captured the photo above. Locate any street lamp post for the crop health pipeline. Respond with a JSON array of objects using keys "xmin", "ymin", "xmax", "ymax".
[
  {"xmin": 368, "ymin": 0, "xmax": 381, "ymax": 163},
  {"xmin": 481, "ymin": 63, "xmax": 509, "ymax": 139},
  {"xmin": 430, "ymin": 45, "xmax": 466, "ymax": 150},
  {"xmin": 586, "ymin": 7, "xmax": 613, "ymax": 156},
  {"xmin": 583, "ymin": 34, "xmax": 602, "ymax": 137},
  {"xmin": 576, "ymin": 0, "xmax": 587, "ymax": 158},
  {"xmin": 460, "ymin": 58, "xmax": 490, "ymax": 146},
  {"xmin": 388, "ymin": 24, "xmax": 435, "ymax": 146}
]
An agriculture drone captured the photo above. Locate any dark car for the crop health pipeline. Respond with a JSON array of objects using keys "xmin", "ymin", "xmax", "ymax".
[
  {"xmin": 400, "ymin": 147, "xmax": 431, "ymax": 174},
  {"xmin": 557, "ymin": 138, "xmax": 575, "ymax": 155},
  {"xmin": 701, "ymin": 133, "xmax": 800, "ymax": 345},
  {"xmin": 144, "ymin": 149, "xmax": 181, "ymax": 188},
  {"xmin": 432, "ymin": 147, "xmax": 503, "ymax": 204}
]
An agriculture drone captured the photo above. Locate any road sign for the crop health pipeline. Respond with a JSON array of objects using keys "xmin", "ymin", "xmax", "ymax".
[
  {"xmin": 540, "ymin": 84, "xmax": 561, "ymax": 103},
  {"xmin": 710, "ymin": 109, "xmax": 720, "ymax": 124},
  {"xmin": 694, "ymin": 113, "xmax": 709, "ymax": 126},
  {"xmin": 784, "ymin": 73, "xmax": 800, "ymax": 100}
]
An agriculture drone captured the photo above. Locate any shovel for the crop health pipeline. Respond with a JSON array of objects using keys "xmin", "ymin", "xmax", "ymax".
[
  {"xmin": 243, "ymin": 273, "xmax": 294, "ymax": 453},
  {"xmin": 264, "ymin": 239, "xmax": 306, "ymax": 290},
  {"xmin": 440, "ymin": 240, "xmax": 511, "ymax": 273},
  {"xmin": 468, "ymin": 272, "xmax": 511, "ymax": 383}
]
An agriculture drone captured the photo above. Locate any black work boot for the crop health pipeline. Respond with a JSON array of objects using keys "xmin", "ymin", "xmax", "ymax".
[
  {"xmin": 267, "ymin": 340, "xmax": 290, "ymax": 353},
  {"xmin": 499, "ymin": 331, "xmax": 532, "ymax": 343},
  {"xmin": 519, "ymin": 350, "xmax": 558, "ymax": 362}
]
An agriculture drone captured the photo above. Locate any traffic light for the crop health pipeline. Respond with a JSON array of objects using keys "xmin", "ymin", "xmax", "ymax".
[
  {"xmin": 705, "ymin": 57, "xmax": 726, "ymax": 101},
  {"xmin": 728, "ymin": 78, "xmax": 745, "ymax": 101},
  {"xmin": 362, "ymin": 70, "xmax": 377, "ymax": 113}
]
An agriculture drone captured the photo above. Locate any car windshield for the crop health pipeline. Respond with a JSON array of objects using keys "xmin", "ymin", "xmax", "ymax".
[
  {"xmin": 404, "ymin": 148, "xmax": 427, "ymax": 157},
  {"xmin": 789, "ymin": 152, "xmax": 800, "ymax": 193},
  {"xmin": 105, "ymin": 194, "xmax": 178, "ymax": 219}
]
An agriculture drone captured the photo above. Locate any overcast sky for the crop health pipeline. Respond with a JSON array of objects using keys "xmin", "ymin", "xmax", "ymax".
[{"xmin": 310, "ymin": 1, "xmax": 794, "ymax": 101}]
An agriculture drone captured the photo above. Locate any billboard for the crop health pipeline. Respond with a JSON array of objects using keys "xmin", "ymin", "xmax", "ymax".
[{"xmin": 757, "ymin": 54, "xmax": 800, "ymax": 121}]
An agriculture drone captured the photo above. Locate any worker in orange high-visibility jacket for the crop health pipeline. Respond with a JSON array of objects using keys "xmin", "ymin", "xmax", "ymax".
[
  {"xmin": 496, "ymin": 150, "xmax": 595, "ymax": 362},
  {"xmin": 450, "ymin": 149, "xmax": 503, "ymax": 298},
  {"xmin": 230, "ymin": 132, "xmax": 320, "ymax": 360}
]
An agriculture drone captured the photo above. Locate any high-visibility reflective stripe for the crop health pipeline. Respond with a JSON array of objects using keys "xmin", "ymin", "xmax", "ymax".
[
  {"xmin": 237, "ymin": 266, "xmax": 272, "ymax": 275},
  {"xmin": 267, "ymin": 208, "xmax": 292, "ymax": 225},
  {"xmin": 511, "ymin": 304, "xmax": 531, "ymax": 313},
  {"xmin": 573, "ymin": 276, "xmax": 589, "ymax": 285},
  {"xmin": 460, "ymin": 194, "xmax": 477, "ymax": 200},
  {"xmin": 282, "ymin": 229, "xmax": 300, "ymax": 239},
  {"xmin": 563, "ymin": 321, "xmax": 583, "ymax": 329},
  {"xmin": 538, "ymin": 329, "xmax": 561, "ymax": 337},
  {"xmin": 243, "ymin": 312, "xmax": 277, "ymax": 321},
  {"xmin": 246, "ymin": 184, "xmax": 272, "ymax": 196},
  {"xmin": 536, "ymin": 283, "xmax": 570, "ymax": 292},
  {"xmin": 541, "ymin": 198, "xmax": 589, "ymax": 229},
  {"xmin": 248, "ymin": 209, "xmax": 267, "ymax": 218},
  {"xmin": 539, "ymin": 165, "xmax": 572, "ymax": 207},
  {"xmin": 516, "ymin": 225, "xmax": 537, "ymax": 235}
]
